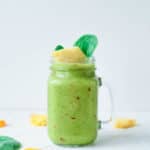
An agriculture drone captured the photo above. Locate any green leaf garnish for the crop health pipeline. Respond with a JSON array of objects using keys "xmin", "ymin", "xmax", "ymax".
[
  {"xmin": 55, "ymin": 45, "xmax": 64, "ymax": 51},
  {"xmin": 74, "ymin": 34, "xmax": 98, "ymax": 57}
]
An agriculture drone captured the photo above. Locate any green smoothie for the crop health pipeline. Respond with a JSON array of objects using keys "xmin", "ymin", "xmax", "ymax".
[{"xmin": 48, "ymin": 62, "xmax": 98, "ymax": 145}]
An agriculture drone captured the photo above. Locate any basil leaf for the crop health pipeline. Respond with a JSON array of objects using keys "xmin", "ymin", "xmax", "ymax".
[
  {"xmin": 74, "ymin": 34, "xmax": 98, "ymax": 57},
  {"xmin": 0, "ymin": 136, "xmax": 22, "ymax": 150}
]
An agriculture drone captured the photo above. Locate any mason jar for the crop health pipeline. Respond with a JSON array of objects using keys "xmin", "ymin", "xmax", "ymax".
[{"xmin": 47, "ymin": 59, "xmax": 112, "ymax": 146}]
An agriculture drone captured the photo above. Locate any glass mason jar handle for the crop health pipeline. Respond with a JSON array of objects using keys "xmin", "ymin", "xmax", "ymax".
[{"xmin": 98, "ymin": 77, "xmax": 114, "ymax": 129}]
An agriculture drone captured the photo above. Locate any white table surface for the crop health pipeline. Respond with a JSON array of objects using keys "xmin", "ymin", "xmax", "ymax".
[{"xmin": 0, "ymin": 111, "xmax": 150, "ymax": 150}]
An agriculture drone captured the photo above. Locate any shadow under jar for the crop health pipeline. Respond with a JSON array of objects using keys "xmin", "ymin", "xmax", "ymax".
[{"xmin": 48, "ymin": 61, "xmax": 100, "ymax": 146}]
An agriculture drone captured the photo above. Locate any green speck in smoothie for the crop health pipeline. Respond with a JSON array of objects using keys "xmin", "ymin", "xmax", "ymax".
[
  {"xmin": 60, "ymin": 137, "xmax": 65, "ymax": 142},
  {"xmin": 70, "ymin": 116, "xmax": 76, "ymax": 120},
  {"xmin": 76, "ymin": 96, "xmax": 80, "ymax": 100},
  {"xmin": 88, "ymin": 87, "xmax": 91, "ymax": 92}
]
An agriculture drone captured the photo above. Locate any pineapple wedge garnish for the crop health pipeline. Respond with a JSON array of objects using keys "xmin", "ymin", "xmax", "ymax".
[{"xmin": 52, "ymin": 47, "xmax": 86, "ymax": 63}]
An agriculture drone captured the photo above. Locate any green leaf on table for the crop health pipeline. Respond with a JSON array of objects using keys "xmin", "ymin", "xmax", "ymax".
[
  {"xmin": 55, "ymin": 45, "xmax": 64, "ymax": 51},
  {"xmin": 74, "ymin": 34, "xmax": 98, "ymax": 57},
  {"xmin": 0, "ymin": 136, "xmax": 22, "ymax": 150}
]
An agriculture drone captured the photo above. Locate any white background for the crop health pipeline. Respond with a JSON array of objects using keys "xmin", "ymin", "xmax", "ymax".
[{"xmin": 0, "ymin": 0, "xmax": 150, "ymax": 112}]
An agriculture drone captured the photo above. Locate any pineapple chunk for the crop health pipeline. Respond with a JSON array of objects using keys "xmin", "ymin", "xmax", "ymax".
[
  {"xmin": 24, "ymin": 148, "xmax": 40, "ymax": 150},
  {"xmin": 52, "ymin": 47, "xmax": 86, "ymax": 63},
  {"xmin": 114, "ymin": 118, "xmax": 136, "ymax": 129},
  {"xmin": 30, "ymin": 114, "xmax": 47, "ymax": 126}
]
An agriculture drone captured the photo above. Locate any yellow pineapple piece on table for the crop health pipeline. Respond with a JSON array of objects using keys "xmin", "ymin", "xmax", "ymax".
[
  {"xmin": 30, "ymin": 114, "xmax": 47, "ymax": 127},
  {"xmin": 114, "ymin": 118, "xmax": 136, "ymax": 129},
  {"xmin": 23, "ymin": 147, "xmax": 41, "ymax": 150}
]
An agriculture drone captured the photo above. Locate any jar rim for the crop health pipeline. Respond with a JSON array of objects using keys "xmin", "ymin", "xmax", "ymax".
[{"xmin": 50, "ymin": 62, "xmax": 96, "ymax": 71}]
